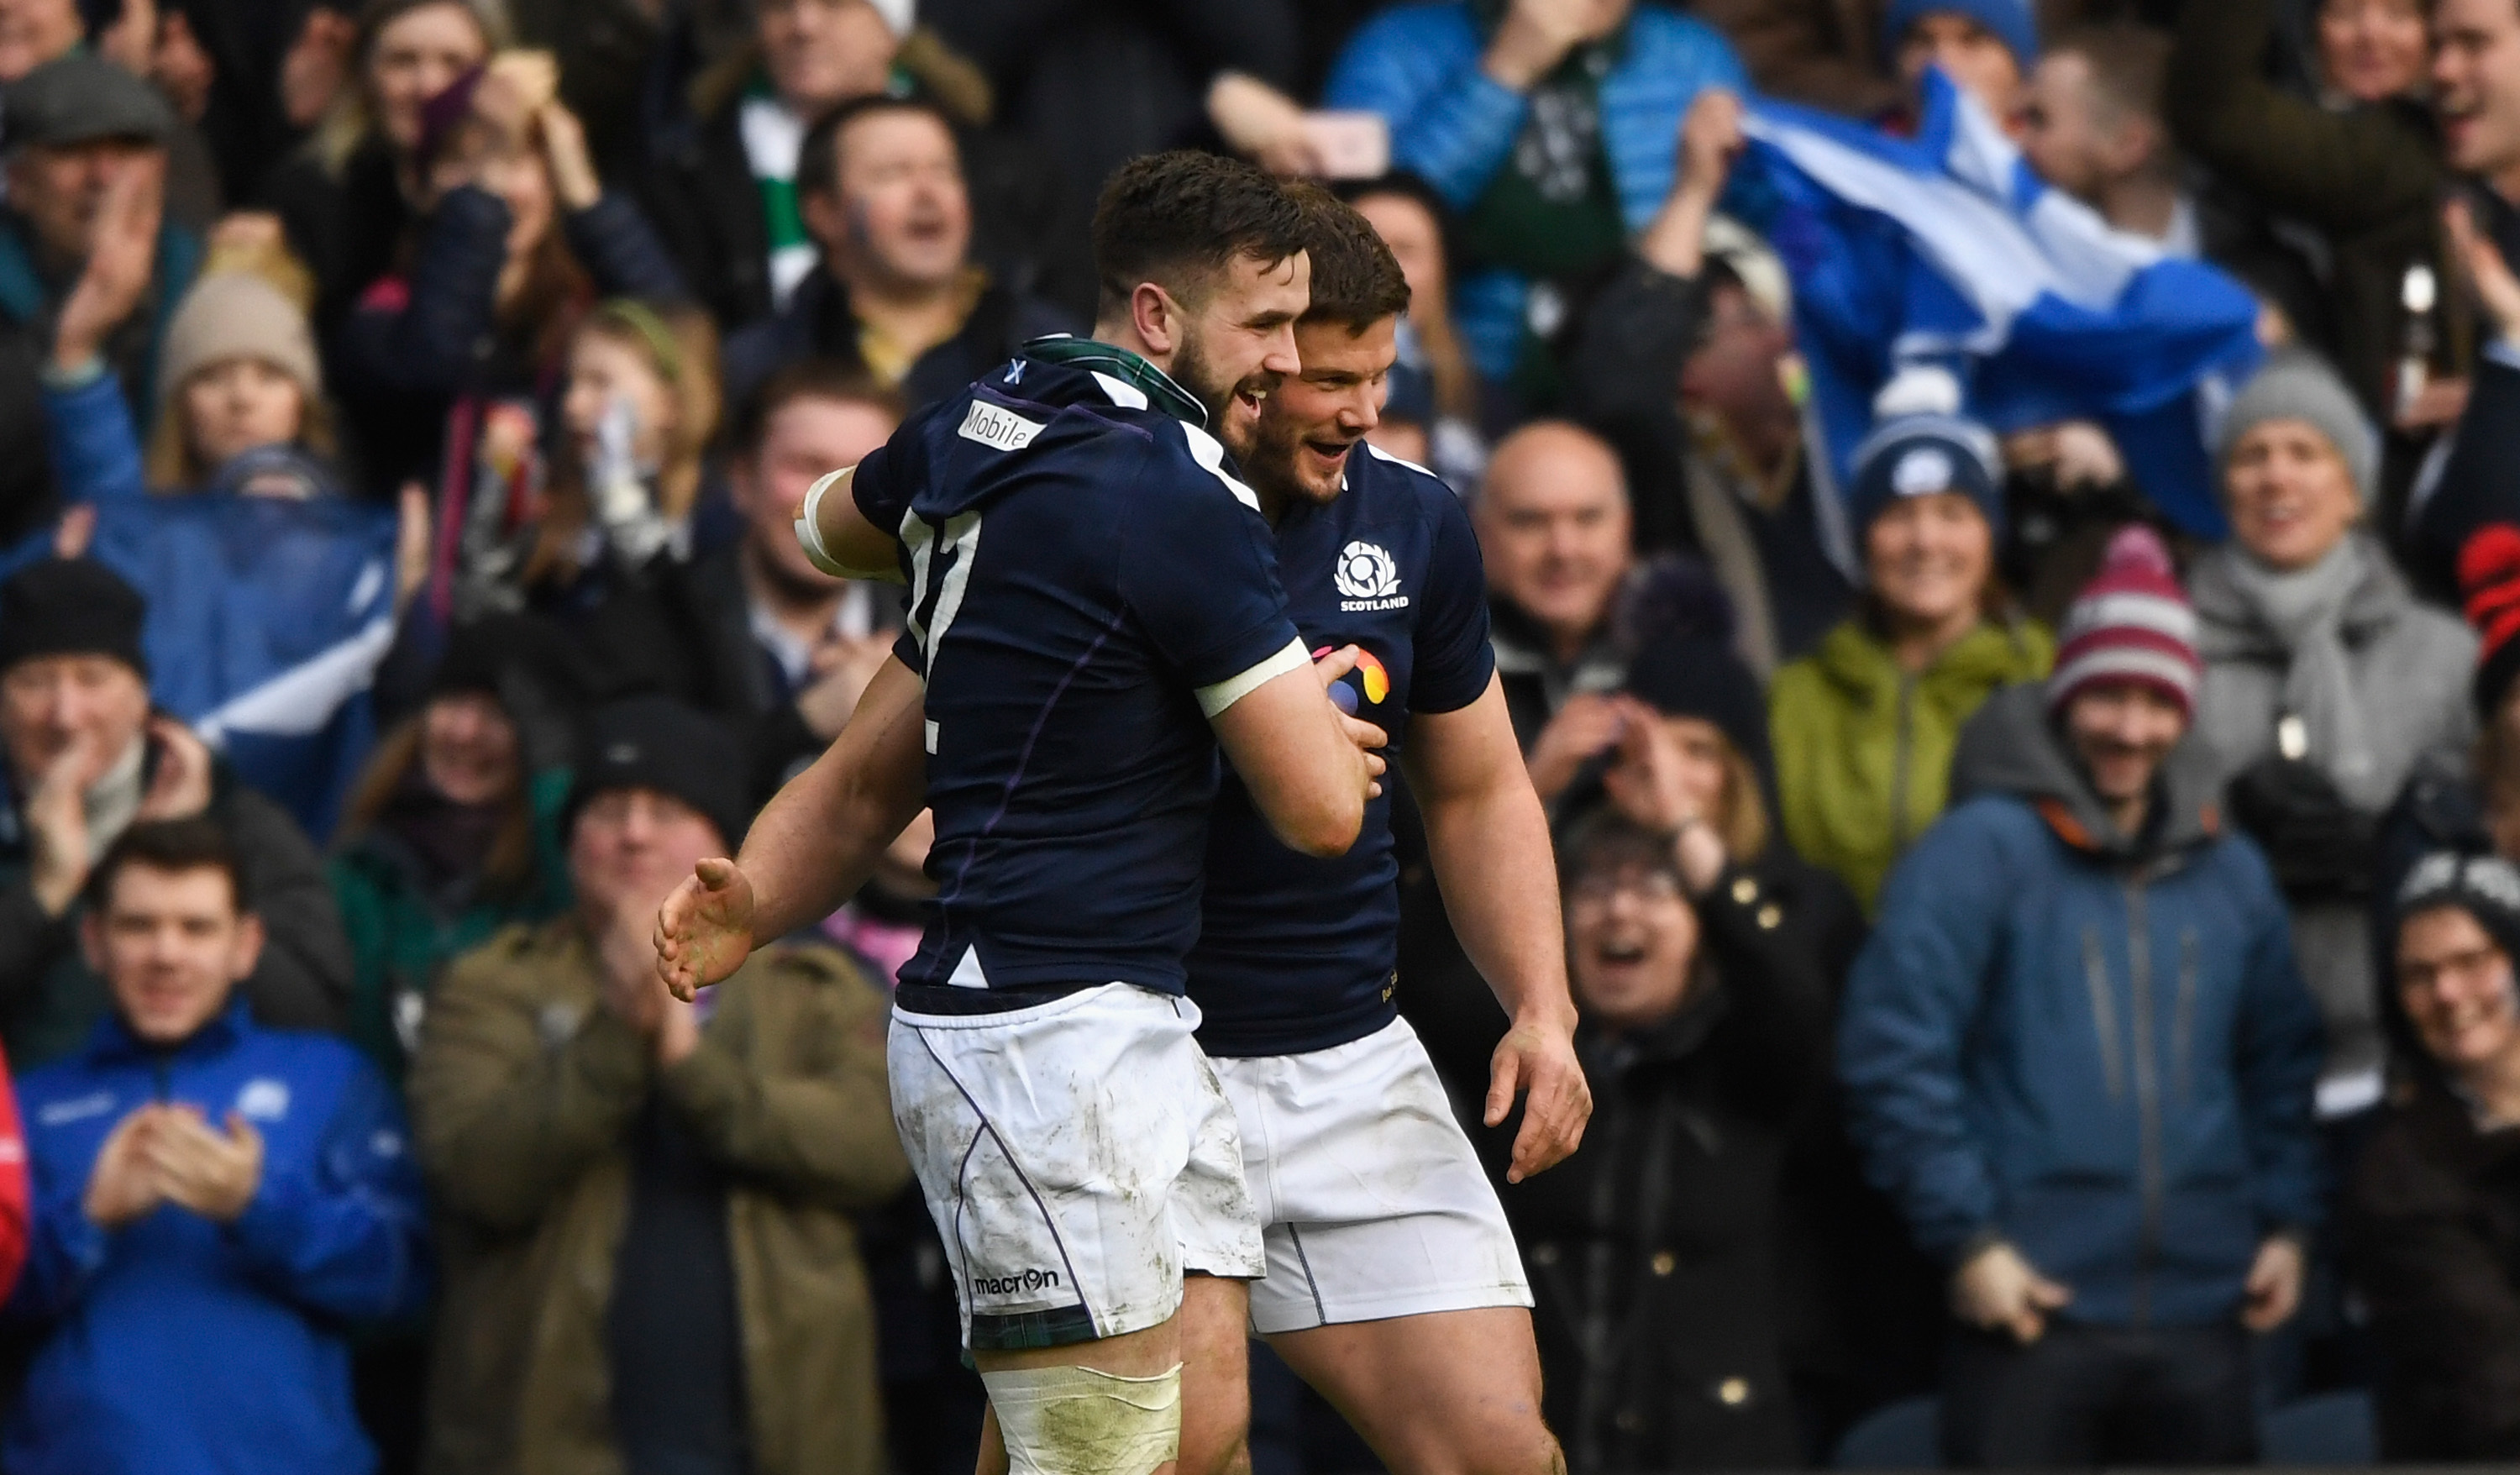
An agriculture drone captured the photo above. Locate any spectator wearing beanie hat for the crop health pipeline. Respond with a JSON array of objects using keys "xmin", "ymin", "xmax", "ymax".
[
  {"xmin": 408, "ymin": 694, "xmax": 907, "ymax": 1475},
  {"xmin": 20, "ymin": 257, "xmax": 417, "ymax": 840},
  {"xmin": 1885, "ymin": 0, "xmax": 2039, "ymax": 123},
  {"xmin": 0, "ymin": 559, "xmax": 351, "ymax": 1067},
  {"xmin": 1771, "ymin": 408, "xmax": 2050, "ymax": 912},
  {"xmin": 2192, "ymin": 350, "xmax": 2475, "ymax": 1120},
  {"xmin": 2349, "ymin": 850, "xmax": 2520, "ymax": 1461},
  {"xmin": 1840, "ymin": 522, "xmax": 2322, "ymax": 1467},
  {"xmin": 329, "ymin": 615, "xmax": 581, "ymax": 1082},
  {"xmin": 2368, "ymin": 522, "xmax": 2520, "ymax": 1018}
]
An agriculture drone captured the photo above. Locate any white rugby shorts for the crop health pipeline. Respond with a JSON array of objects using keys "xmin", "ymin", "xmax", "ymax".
[
  {"xmin": 1212, "ymin": 1015, "xmax": 1534, "ymax": 1336},
  {"xmin": 889, "ymin": 983, "xmax": 1264, "ymax": 1352}
]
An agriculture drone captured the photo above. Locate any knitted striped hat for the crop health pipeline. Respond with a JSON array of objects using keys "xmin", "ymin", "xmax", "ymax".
[{"xmin": 2047, "ymin": 525, "xmax": 2200, "ymax": 719}]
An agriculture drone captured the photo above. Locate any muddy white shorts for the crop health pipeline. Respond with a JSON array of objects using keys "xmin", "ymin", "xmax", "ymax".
[
  {"xmin": 1211, "ymin": 1015, "xmax": 1533, "ymax": 1336},
  {"xmin": 889, "ymin": 982, "xmax": 1263, "ymax": 1352}
]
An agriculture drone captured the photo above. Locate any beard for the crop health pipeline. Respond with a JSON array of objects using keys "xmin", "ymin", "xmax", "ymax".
[
  {"xmin": 1247, "ymin": 403, "xmax": 1345, "ymax": 512},
  {"xmin": 1171, "ymin": 328, "xmax": 1278, "ymax": 463}
]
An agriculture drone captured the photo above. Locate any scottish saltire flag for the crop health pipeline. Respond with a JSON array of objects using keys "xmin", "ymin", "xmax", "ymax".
[{"xmin": 1735, "ymin": 70, "xmax": 2264, "ymax": 544}]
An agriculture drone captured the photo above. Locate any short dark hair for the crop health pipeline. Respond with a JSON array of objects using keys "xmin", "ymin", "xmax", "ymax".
[
  {"xmin": 1556, "ymin": 807, "xmax": 1685, "ymax": 893},
  {"xmin": 86, "ymin": 818, "xmax": 250, "ymax": 916},
  {"xmin": 729, "ymin": 359, "xmax": 906, "ymax": 460},
  {"xmin": 2050, "ymin": 23, "xmax": 2171, "ymax": 131},
  {"xmin": 1288, "ymin": 182, "xmax": 1410, "ymax": 333},
  {"xmin": 1090, "ymin": 150, "xmax": 1310, "ymax": 319},
  {"xmin": 797, "ymin": 93, "xmax": 961, "ymax": 201}
]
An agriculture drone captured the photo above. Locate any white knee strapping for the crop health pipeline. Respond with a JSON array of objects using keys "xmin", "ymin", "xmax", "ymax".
[{"xmin": 983, "ymin": 1362, "xmax": 1183, "ymax": 1475}]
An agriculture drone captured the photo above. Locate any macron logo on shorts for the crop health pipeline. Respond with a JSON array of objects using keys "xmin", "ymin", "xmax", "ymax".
[
  {"xmin": 958, "ymin": 401, "xmax": 1044, "ymax": 453},
  {"xmin": 972, "ymin": 1268, "xmax": 1064, "ymax": 1296}
]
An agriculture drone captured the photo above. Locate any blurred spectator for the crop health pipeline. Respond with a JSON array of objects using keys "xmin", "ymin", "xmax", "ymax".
[
  {"xmin": 0, "ymin": 559, "xmax": 350, "ymax": 1066},
  {"xmin": 2193, "ymin": 354, "xmax": 2474, "ymax": 1120},
  {"xmin": 1769, "ymin": 412, "xmax": 2050, "ymax": 913},
  {"xmin": 34, "ymin": 256, "xmax": 412, "ymax": 840},
  {"xmin": 1321, "ymin": 0, "xmax": 1746, "ymax": 389},
  {"xmin": 264, "ymin": 0, "xmax": 506, "ymax": 333},
  {"xmin": 0, "ymin": 0, "xmax": 223, "ymax": 226},
  {"xmin": 2418, "ymin": 182, "xmax": 2520, "ymax": 603},
  {"xmin": 2372, "ymin": 522, "xmax": 2520, "ymax": 964},
  {"xmin": 1840, "ymin": 528, "xmax": 2324, "ymax": 1467},
  {"xmin": 5, "ymin": 816, "xmax": 427, "ymax": 1475},
  {"xmin": 2349, "ymin": 852, "xmax": 2520, "ymax": 1462},
  {"xmin": 408, "ymin": 696, "xmax": 909, "ymax": 1475},
  {"xmin": 2168, "ymin": 0, "xmax": 2453, "ymax": 423},
  {"xmin": 332, "ymin": 51, "xmax": 685, "ymax": 493},
  {"xmin": 0, "ymin": 55, "xmax": 198, "ymax": 547},
  {"xmin": 928, "ymin": 0, "xmax": 1299, "ymax": 291},
  {"xmin": 1508, "ymin": 807, "xmax": 1830, "ymax": 1472},
  {"xmin": 671, "ymin": 360, "xmax": 902, "ymax": 791},
  {"xmin": 1474, "ymin": 420, "xmax": 1635, "ymax": 800},
  {"xmin": 330, "ymin": 615, "xmax": 575, "ymax": 1084},
  {"xmin": 720, "ymin": 96, "xmax": 1073, "ymax": 416},
  {"xmin": 1692, "ymin": 0, "xmax": 1903, "ymax": 120},
  {"xmin": 1571, "ymin": 89, "xmax": 1852, "ymax": 680},
  {"xmin": 643, "ymin": 0, "xmax": 900, "ymax": 329},
  {"xmin": 1343, "ymin": 174, "xmax": 1488, "ymax": 487},
  {"xmin": 1883, "ymin": 0, "xmax": 2037, "ymax": 124}
]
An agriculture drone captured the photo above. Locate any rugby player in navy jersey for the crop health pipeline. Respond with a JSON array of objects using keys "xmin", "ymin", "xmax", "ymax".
[
  {"xmin": 654, "ymin": 153, "xmax": 1388, "ymax": 1475},
  {"xmin": 1169, "ymin": 189, "xmax": 1585, "ymax": 1475}
]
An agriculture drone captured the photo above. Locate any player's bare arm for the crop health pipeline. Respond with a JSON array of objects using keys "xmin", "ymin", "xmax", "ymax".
[
  {"xmin": 795, "ymin": 465, "xmax": 911, "ymax": 582},
  {"xmin": 654, "ymin": 655, "xmax": 926, "ymax": 999},
  {"xmin": 1210, "ymin": 644, "xmax": 1388, "ymax": 859},
  {"xmin": 1405, "ymin": 675, "xmax": 1590, "ymax": 1182}
]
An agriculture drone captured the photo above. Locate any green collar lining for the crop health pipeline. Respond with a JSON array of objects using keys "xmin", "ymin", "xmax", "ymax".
[{"xmin": 1019, "ymin": 335, "xmax": 1208, "ymax": 428}]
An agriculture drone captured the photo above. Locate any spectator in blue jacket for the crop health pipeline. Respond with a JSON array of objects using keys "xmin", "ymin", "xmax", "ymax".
[
  {"xmin": 1320, "ymin": 0, "xmax": 1746, "ymax": 391},
  {"xmin": 1838, "ymin": 526, "xmax": 2325, "ymax": 1468},
  {"xmin": 4, "ymin": 816, "xmax": 427, "ymax": 1475},
  {"xmin": 32, "ymin": 249, "xmax": 415, "ymax": 843}
]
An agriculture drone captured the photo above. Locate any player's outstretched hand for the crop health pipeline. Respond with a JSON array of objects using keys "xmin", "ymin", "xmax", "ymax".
[
  {"xmin": 1312, "ymin": 644, "xmax": 1390, "ymax": 798},
  {"xmin": 1487, "ymin": 1014, "xmax": 1591, "ymax": 1183},
  {"xmin": 654, "ymin": 857, "xmax": 757, "ymax": 1002}
]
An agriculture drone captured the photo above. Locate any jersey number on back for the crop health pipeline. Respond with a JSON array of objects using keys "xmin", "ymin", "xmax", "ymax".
[{"xmin": 903, "ymin": 509, "xmax": 984, "ymax": 722}]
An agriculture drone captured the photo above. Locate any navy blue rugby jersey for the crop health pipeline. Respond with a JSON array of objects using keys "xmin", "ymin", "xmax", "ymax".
[
  {"xmin": 1188, "ymin": 443, "xmax": 1496, "ymax": 1057},
  {"xmin": 852, "ymin": 338, "xmax": 1305, "ymax": 1001}
]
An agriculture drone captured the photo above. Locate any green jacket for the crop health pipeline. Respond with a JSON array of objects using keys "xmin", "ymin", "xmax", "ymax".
[
  {"xmin": 328, "ymin": 769, "xmax": 574, "ymax": 1084},
  {"xmin": 408, "ymin": 920, "xmax": 910, "ymax": 1475},
  {"xmin": 1770, "ymin": 617, "xmax": 2051, "ymax": 913}
]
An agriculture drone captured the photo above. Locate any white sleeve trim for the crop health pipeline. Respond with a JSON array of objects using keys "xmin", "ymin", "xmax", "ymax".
[
  {"xmin": 795, "ymin": 468, "xmax": 861, "ymax": 576},
  {"xmin": 1196, "ymin": 637, "xmax": 1309, "ymax": 718}
]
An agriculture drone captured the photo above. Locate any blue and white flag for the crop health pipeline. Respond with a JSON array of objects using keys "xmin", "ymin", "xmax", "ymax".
[{"xmin": 1735, "ymin": 70, "xmax": 2264, "ymax": 544}]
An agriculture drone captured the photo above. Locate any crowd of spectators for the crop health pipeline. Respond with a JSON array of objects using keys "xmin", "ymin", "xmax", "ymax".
[{"xmin": 4, "ymin": 0, "xmax": 2520, "ymax": 1468}]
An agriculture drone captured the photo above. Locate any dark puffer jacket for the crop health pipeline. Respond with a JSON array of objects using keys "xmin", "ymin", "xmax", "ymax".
[{"xmin": 1506, "ymin": 867, "xmax": 1830, "ymax": 1472}]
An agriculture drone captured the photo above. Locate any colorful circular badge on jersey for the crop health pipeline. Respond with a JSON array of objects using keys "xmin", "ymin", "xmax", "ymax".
[{"xmin": 1311, "ymin": 645, "xmax": 1390, "ymax": 714}]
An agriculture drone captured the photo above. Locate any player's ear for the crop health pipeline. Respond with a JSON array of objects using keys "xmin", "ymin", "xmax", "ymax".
[{"xmin": 1131, "ymin": 281, "xmax": 1179, "ymax": 356}]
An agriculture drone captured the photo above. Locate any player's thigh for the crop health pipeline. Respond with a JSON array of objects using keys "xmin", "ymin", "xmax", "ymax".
[
  {"xmin": 1176, "ymin": 1275, "xmax": 1253, "ymax": 1475},
  {"xmin": 1268, "ymin": 1308, "xmax": 1557, "ymax": 1475}
]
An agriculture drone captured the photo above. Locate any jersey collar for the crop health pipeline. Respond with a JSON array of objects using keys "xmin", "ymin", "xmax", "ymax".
[{"xmin": 1019, "ymin": 335, "xmax": 1208, "ymax": 428}]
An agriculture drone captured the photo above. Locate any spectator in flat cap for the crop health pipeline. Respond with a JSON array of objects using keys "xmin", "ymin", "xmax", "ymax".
[
  {"xmin": 0, "ymin": 52, "xmax": 203, "ymax": 551},
  {"xmin": 329, "ymin": 615, "xmax": 578, "ymax": 1084},
  {"xmin": 2191, "ymin": 352, "xmax": 2476, "ymax": 1124},
  {"xmin": 408, "ymin": 695, "xmax": 908, "ymax": 1475},
  {"xmin": 2349, "ymin": 852, "xmax": 2520, "ymax": 1460},
  {"xmin": 1770, "ymin": 406, "xmax": 2050, "ymax": 914},
  {"xmin": 1841, "ymin": 526, "xmax": 2323, "ymax": 1467},
  {"xmin": 0, "ymin": 559, "xmax": 349, "ymax": 1067}
]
